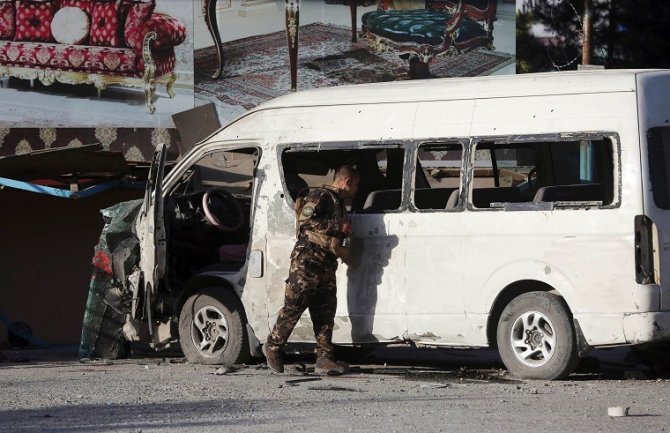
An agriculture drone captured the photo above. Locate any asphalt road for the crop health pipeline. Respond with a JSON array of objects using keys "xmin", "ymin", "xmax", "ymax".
[{"xmin": 1, "ymin": 345, "xmax": 669, "ymax": 433}]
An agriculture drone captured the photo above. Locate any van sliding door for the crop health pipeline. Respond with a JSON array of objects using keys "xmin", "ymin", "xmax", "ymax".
[
  {"xmin": 273, "ymin": 144, "xmax": 409, "ymax": 344},
  {"xmin": 404, "ymin": 141, "xmax": 469, "ymax": 345}
]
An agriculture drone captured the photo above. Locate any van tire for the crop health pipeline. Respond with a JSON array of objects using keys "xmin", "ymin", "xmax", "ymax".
[
  {"xmin": 179, "ymin": 287, "xmax": 250, "ymax": 365},
  {"xmin": 497, "ymin": 291, "xmax": 579, "ymax": 380}
]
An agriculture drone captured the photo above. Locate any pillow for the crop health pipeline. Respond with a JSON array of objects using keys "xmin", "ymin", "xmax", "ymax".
[
  {"xmin": 51, "ymin": 6, "xmax": 89, "ymax": 44},
  {"xmin": 118, "ymin": 0, "xmax": 155, "ymax": 41},
  {"xmin": 89, "ymin": 0, "xmax": 121, "ymax": 47},
  {"xmin": 123, "ymin": 0, "xmax": 154, "ymax": 49},
  {"xmin": 14, "ymin": 0, "xmax": 56, "ymax": 42},
  {"xmin": 0, "ymin": 1, "xmax": 15, "ymax": 40},
  {"xmin": 58, "ymin": 0, "xmax": 94, "ymax": 15}
]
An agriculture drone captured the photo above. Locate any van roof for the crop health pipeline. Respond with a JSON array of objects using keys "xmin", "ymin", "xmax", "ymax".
[{"xmin": 254, "ymin": 69, "xmax": 666, "ymax": 110}]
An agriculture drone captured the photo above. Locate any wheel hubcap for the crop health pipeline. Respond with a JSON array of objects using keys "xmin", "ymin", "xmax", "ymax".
[
  {"xmin": 191, "ymin": 305, "xmax": 229, "ymax": 358},
  {"xmin": 510, "ymin": 311, "xmax": 556, "ymax": 367}
]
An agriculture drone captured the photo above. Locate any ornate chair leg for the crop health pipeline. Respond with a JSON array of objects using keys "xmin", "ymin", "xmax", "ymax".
[
  {"xmin": 144, "ymin": 76, "xmax": 156, "ymax": 114},
  {"xmin": 142, "ymin": 31, "xmax": 158, "ymax": 114},
  {"xmin": 408, "ymin": 56, "xmax": 432, "ymax": 80},
  {"xmin": 166, "ymin": 73, "xmax": 176, "ymax": 98},
  {"xmin": 285, "ymin": 0, "xmax": 300, "ymax": 92}
]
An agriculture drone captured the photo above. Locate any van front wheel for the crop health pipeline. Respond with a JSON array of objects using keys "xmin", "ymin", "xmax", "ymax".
[
  {"xmin": 178, "ymin": 287, "xmax": 250, "ymax": 365},
  {"xmin": 497, "ymin": 292, "xmax": 579, "ymax": 380}
]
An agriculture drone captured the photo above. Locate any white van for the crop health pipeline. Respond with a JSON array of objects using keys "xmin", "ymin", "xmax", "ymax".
[{"xmin": 83, "ymin": 69, "xmax": 670, "ymax": 379}]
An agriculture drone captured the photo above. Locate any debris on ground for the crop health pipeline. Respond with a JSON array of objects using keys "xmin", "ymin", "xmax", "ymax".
[
  {"xmin": 420, "ymin": 383, "xmax": 450, "ymax": 389},
  {"xmin": 213, "ymin": 365, "xmax": 238, "ymax": 375},
  {"xmin": 607, "ymin": 406, "xmax": 630, "ymax": 417},
  {"xmin": 286, "ymin": 377, "xmax": 322, "ymax": 386},
  {"xmin": 307, "ymin": 384, "xmax": 362, "ymax": 392}
]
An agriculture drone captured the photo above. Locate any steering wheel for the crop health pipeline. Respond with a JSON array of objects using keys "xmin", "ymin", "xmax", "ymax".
[{"xmin": 202, "ymin": 189, "xmax": 244, "ymax": 232}]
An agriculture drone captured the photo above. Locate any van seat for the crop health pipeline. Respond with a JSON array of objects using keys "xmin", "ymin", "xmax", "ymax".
[
  {"xmin": 445, "ymin": 189, "xmax": 460, "ymax": 209},
  {"xmin": 362, "ymin": 189, "xmax": 402, "ymax": 211},
  {"xmin": 414, "ymin": 187, "xmax": 457, "ymax": 209},
  {"xmin": 533, "ymin": 183, "xmax": 605, "ymax": 203},
  {"xmin": 472, "ymin": 187, "xmax": 521, "ymax": 208}
]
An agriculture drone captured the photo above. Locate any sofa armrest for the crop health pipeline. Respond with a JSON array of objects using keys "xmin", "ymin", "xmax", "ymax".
[{"xmin": 126, "ymin": 13, "xmax": 187, "ymax": 51}]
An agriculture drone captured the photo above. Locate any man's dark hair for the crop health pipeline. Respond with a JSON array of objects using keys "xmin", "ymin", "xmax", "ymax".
[{"xmin": 333, "ymin": 165, "xmax": 358, "ymax": 182}]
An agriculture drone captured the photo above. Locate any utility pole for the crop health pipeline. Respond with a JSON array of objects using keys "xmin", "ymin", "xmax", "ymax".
[{"xmin": 582, "ymin": 0, "xmax": 593, "ymax": 65}]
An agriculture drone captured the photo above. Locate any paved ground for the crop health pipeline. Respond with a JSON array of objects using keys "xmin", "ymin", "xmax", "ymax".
[{"xmin": 1, "ymin": 345, "xmax": 669, "ymax": 433}]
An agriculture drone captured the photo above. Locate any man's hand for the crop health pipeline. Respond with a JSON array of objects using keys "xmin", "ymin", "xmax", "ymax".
[{"xmin": 339, "ymin": 218, "xmax": 353, "ymax": 235}]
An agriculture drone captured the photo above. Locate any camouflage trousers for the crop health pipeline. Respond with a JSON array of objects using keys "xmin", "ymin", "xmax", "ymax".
[{"xmin": 268, "ymin": 242, "xmax": 338, "ymax": 359}]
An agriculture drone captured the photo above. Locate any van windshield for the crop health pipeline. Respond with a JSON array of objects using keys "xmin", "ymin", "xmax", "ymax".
[{"xmin": 647, "ymin": 127, "xmax": 670, "ymax": 210}]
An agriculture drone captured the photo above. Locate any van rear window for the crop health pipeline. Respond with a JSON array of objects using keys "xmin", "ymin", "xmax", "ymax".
[
  {"xmin": 471, "ymin": 137, "xmax": 615, "ymax": 209},
  {"xmin": 647, "ymin": 127, "xmax": 670, "ymax": 210}
]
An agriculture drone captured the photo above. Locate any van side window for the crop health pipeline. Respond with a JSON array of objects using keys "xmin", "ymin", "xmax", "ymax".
[
  {"xmin": 413, "ymin": 143, "xmax": 464, "ymax": 210},
  {"xmin": 647, "ymin": 127, "xmax": 670, "ymax": 209},
  {"xmin": 281, "ymin": 146, "xmax": 405, "ymax": 212},
  {"xmin": 472, "ymin": 138, "xmax": 615, "ymax": 209}
]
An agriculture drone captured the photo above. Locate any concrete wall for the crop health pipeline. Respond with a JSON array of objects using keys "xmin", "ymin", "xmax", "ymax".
[{"xmin": 0, "ymin": 188, "xmax": 143, "ymax": 347}]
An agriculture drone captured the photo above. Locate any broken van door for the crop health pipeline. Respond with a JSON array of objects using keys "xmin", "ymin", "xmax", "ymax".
[
  {"xmin": 135, "ymin": 143, "xmax": 167, "ymax": 338},
  {"xmin": 638, "ymin": 71, "xmax": 670, "ymax": 312}
]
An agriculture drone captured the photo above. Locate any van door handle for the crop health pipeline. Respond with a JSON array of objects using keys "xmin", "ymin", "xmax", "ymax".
[{"xmin": 249, "ymin": 250, "xmax": 264, "ymax": 278}]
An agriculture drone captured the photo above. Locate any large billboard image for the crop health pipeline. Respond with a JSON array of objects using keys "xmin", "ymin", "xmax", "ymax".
[
  {"xmin": 193, "ymin": 0, "xmax": 516, "ymax": 124},
  {"xmin": 0, "ymin": 0, "xmax": 194, "ymax": 128}
]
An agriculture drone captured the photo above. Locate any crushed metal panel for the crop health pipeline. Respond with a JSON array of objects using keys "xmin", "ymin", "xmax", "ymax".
[
  {"xmin": 623, "ymin": 312, "xmax": 670, "ymax": 344},
  {"xmin": 80, "ymin": 199, "xmax": 143, "ymax": 359},
  {"xmin": 0, "ymin": 144, "xmax": 130, "ymax": 180}
]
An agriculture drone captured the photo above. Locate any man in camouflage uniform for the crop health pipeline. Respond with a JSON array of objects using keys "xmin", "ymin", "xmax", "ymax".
[{"xmin": 263, "ymin": 165, "xmax": 359, "ymax": 374}]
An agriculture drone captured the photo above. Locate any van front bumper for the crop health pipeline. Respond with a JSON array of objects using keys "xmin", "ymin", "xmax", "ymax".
[{"xmin": 623, "ymin": 312, "xmax": 670, "ymax": 344}]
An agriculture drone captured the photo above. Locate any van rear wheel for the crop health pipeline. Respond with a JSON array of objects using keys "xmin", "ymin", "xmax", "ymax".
[
  {"xmin": 179, "ymin": 287, "xmax": 250, "ymax": 365},
  {"xmin": 497, "ymin": 291, "xmax": 579, "ymax": 380}
]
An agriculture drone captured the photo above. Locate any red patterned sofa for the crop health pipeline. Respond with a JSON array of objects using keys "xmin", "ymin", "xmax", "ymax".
[{"xmin": 0, "ymin": 0, "xmax": 186, "ymax": 113}]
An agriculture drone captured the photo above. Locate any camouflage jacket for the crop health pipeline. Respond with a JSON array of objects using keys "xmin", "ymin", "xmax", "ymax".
[{"xmin": 296, "ymin": 186, "xmax": 346, "ymax": 241}]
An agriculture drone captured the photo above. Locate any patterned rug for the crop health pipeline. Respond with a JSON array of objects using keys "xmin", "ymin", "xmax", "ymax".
[{"xmin": 195, "ymin": 23, "xmax": 514, "ymax": 111}]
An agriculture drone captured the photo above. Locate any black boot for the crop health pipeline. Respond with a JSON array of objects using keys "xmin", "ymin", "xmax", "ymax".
[
  {"xmin": 315, "ymin": 356, "xmax": 350, "ymax": 375},
  {"xmin": 262, "ymin": 343, "xmax": 284, "ymax": 373}
]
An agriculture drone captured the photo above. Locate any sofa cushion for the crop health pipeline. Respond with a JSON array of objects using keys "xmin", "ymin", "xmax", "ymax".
[
  {"xmin": 0, "ymin": 1, "xmax": 15, "ymax": 40},
  {"xmin": 0, "ymin": 40, "xmax": 138, "ymax": 75},
  {"xmin": 363, "ymin": 9, "xmax": 488, "ymax": 48},
  {"xmin": 51, "ymin": 6, "xmax": 90, "ymax": 45},
  {"xmin": 15, "ymin": 0, "xmax": 56, "ymax": 43},
  {"xmin": 90, "ymin": 0, "xmax": 121, "ymax": 47},
  {"xmin": 123, "ymin": 0, "xmax": 154, "ymax": 48},
  {"xmin": 120, "ymin": 1, "xmax": 153, "ymax": 29},
  {"xmin": 58, "ymin": 0, "xmax": 94, "ymax": 15}
]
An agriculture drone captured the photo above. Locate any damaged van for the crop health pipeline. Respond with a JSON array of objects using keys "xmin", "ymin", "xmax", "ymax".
[{"xmin": 81, "ymin": 70, "xmax": 670, "ymax": 379}]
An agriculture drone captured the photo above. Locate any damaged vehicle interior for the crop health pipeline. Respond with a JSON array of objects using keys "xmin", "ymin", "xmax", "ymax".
[
  {"xmin": 165, "ymin": 148, "xmax": 258, "ymax": 285},
  {"xmin": 281, "ymin": 135, "xmax": 615, "ymax": 213},
  {"xmin": 281, "ymin": 145, "xmax": 405, "ymax": 211}
]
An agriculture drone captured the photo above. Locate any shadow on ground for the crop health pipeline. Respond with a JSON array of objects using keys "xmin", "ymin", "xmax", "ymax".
[{"xmin": 1, "ymin": 341, "xmax": 669, "ymax": 381}]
